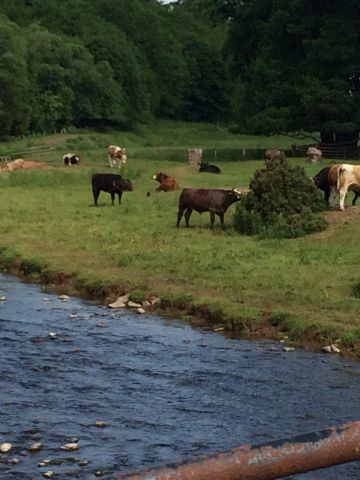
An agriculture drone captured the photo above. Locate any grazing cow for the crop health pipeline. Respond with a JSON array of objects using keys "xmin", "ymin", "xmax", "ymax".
[
  {"xmin": 265, "ymin": 149, "xmax": 286, "ymax": 161},
  {"xmin": 328, "ymin": 164, "xmax": 360, "ymax": 210},
  {"xmin": 92, "ymin": 173, "xmax": 133, "ymax": 206},
  {"xmin": 312, "ymin": 165, "xmax": 360, "ymax": 206},
  {"xmin": 198, "ymin": 162, "xmax": 221, "ymax": 174},
  {"xmin": 63, "ymin": 153, "xmax": 80, "ymax": 166},
  {"xmin": 177, "ymin": 188, "xmax": 243, "ymax": 229},
  {"xmin": 153, "ymin": 172, "xmax": 179, "ymax": 192},
  {"xmin": 107, "ymin": 145, "xmax": 127, "ymax": 168},
  {"xmin": 265, "ymin": 149, "xmax": 286, "ymax": 160}
]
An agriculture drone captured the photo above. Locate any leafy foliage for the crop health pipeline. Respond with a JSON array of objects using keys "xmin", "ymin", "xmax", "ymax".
[{"xmin": 234, "ymin": 157, "xmax": 328, "ymax": 238}]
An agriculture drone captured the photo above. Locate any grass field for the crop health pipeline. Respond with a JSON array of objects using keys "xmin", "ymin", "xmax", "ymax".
[{"xmin": 1, "ymin": 123, "xmax": 360, "ymax": 356}]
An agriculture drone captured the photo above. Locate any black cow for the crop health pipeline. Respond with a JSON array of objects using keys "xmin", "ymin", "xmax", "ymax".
[
  {"xmin": 313, "ymin": 166, "xmax": 360, "ymax": 206},
  {"xmin": 198, "ymin": 162, "xmax": 221, "ymax": 174},
  {"xmin": 63, "ymin": 153, "xmax": 80, "ymax": 166},
  {"xmin": 92, "ymin": 173, "xmax": 133, "ymax": 206},
  {"xmin": 177, "ymin": 188, "xmax": 243, "ymax": 229}
]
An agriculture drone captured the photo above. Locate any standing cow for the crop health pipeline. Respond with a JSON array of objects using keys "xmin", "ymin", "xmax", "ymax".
[
  {"xmin": 108, "ymin": 145, "xmax": 127, "ymax": 168},
  {"xmin": 198, "ymin": 162, "xmax": 221, "ymax": 174},
  {"xmin": 177, "ymin": 188, "xmax": 243, "ymax": 229},
  {"xmin": 265, "ymin": 149, "xmax": 286, "ymax": 161},
  {"xmin": 92, "ymin": 173, "xmax": 133, "ymax": 206},
  {"xmin": 328, "ymin": 164, "xmax": 360, "ymax": 210},
  {"xmin": 63, "ymin": 153, "xmax": 80, "ymax": 166}
]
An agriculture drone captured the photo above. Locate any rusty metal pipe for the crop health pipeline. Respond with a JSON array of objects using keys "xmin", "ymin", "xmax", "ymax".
[{"xmin": 108, "ymin": 420, "xmax": 360, "ymax": 480}]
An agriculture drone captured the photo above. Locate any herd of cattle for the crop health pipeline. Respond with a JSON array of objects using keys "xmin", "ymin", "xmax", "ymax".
[{"xmin": 47, "ymin": 145, "xmax": 360, "ymax": 225}]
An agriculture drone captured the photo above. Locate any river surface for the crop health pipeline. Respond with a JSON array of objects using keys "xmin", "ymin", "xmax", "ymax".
[{"xmin": 0, "ymin": 273, "xmax": 360, "ymax": 479}]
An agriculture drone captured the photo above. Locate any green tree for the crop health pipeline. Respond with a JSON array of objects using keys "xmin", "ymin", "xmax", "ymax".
[
  {"xmin": 0, "ymin": 15, "xmax": 30, "ymax": 135},
  {"xmin": 227, "ymin": 0, "xmax": 360, "ymax": 139}
]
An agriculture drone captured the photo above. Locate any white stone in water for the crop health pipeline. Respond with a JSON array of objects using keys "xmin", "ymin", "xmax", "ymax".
[
  {"xmin": 8, "ymin": 457, "xmax": 20, "ymax": 464},
  {"xmin": 95, "ymin": 421, "xmax": 108, "ymax": 428},
  {"xmin": 0, "ymin": 296, "xmax": 7, "ymax": 301},
  {"xmin": 283, "ymin": 347, "xmax": 295, "ymax": 352},
  {"xmin": 67, "ymin": 437, "xmax": 78, "ymax": 443},
  {"xmin": 128, "ymin": 301, "xmax": 142, "ymax": 308},
  {"xmin": 78, "ymin": 459, "xmax": 89, "ymax": 466},
  {"xmin": 108, "ymin": 298, "xmax": 126, "ymax": 308},
  {"xmin": 42, "ymin": 471, "xmax": 55, "ymax": 478},
  {"xmin": 96, "ymin": 322, "xmax": 108, "ymax": 328},
  {"xmin": 48, "ymin": 332, "xmax": 57, "ymax": 339},
  {"xmin": 58, "ymin": 294, "xmax": 70, "ymax": 301},
  {"xmin": 28, "ymin": 442, "xmax": 43, "ymax": 453},
  {"xmin": 0, "ymin": 442, "xmax": 13, "ymax": 453},
  {"xmin": 60, "ymin": 442, "xmax": 79, "ymax": 451},
  {"xmin": 322, "ymin": 345, "xmax": 333, "ymax": 353},
  {"xmin": 330, "ymin": 344, "xmax": 341, "ymax": 353},
  {"xmin": 136, "ymin": 307, "xmax": 146, "ymax": 314}
]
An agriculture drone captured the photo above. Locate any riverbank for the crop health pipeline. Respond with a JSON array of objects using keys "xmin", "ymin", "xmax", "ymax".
[{"xmin": 1, "ymin": 127, "xmax": 360, "ymax": 360}]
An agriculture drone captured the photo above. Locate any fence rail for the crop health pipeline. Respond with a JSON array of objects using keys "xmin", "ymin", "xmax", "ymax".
[{"xmin": 0, "ymin": 145, "xmax": 54, "ymax": 163}]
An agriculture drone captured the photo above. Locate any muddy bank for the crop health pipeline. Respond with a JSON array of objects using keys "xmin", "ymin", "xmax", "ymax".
[{"xmin": 0, "ymin": 252, "xmax": 357, "ymax": 361}]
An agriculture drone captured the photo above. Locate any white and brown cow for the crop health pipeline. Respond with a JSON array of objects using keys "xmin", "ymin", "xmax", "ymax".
[
  {"xmin": 328, "ymin": 163, "xmax": 360, "ymax": 210},
  {"xmin": 107, "ymin": 145, "xmax": 127, "ymax": 168}
]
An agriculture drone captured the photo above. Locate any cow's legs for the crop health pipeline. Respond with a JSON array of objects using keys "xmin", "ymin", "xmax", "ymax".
[
  {"xmin": 110, "ymin": 192, "xmax": 115, "ymax": 205},
  {"xmin": 339, "ymin": 187, "xmax": 348, "ymax": 211},
  {"xmin": 352, "ymin": 192, "xmax": 359, "ymax": 206},
  {"xmin": 118, "ymin": 192, "xmax": 123, "ymax": 205},
  {"xmin": 328, "ymin": 186, "xmax": 337, "ymax": 208},
  {"xmin": 93, "ymin": 188, "xmax": 100, "ymax": 206},
  {"xmin": 324, "ymin": 187, "xmax": 330, "ymax": 205},
  {"xmin": 176, "ymin": 208, "xmax": 185, "ymax": 227},
  {"xmin": 210, "ymin": 212, "xmax": 216, "ymax": 228},
  {"xmin": 219, "ymin": 213, "xmax": 225, "ymax": 229},
  {"xmin": 108, "ymin": 155, "xmax": 114, "ymax": 168},
  {"xmin": 184, "ymin": 209, "xmax": 192, "ymax": 227}
]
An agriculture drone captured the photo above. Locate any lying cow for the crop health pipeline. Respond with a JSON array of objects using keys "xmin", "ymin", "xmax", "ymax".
[
  {"xmin": 328, "ymin": 164, "xmax": 360, "ymax": 210},
  {"xmin": 153, "ymin": 172, "xmax": 179, "ymax": 192},
  {"xmin": 92, "ymin": 173, "xmax": 133, "ymax": 206},
  {"xmin": 312, "ymin": 165, "xmax": 359, "ymax": 206},
  {"xmin": 63, "ymin": 153, "xmax": 80, "ymax": 166},
  {"xmin": 265, "ymin": 149, "xmax": 286, "ymax": 161},
  {"xmin": 177, "ymin": 188, "xmax": 243, "ymax": 229},
  {"xmin": 198, "ymin": 162, "xmax": 221, "ymax": 174},
  {"xmin": 108, "ymin": 145, "xmax": 127, "ymax": 168}
]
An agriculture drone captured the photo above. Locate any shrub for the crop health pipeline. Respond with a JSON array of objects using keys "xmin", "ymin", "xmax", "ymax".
[{"xmin": 234, "ymin": 157, "xmax": 328, "ymax": 238}]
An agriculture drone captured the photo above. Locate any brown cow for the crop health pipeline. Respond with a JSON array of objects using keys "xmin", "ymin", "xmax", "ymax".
[
  {"xmin": 153, "ymin": 172, "xmax": 179, "ymax": 192},
  {"xmin": 328, "ymin": 164, "xmax": 360, "ymax": 210},
  {"xmin": 265, "ymin": 149, "xmax": 286, "ymax": 161},
  {"xmin": 108, "ymin": 145, "xmax": 127, "ymax": 168},
  {"xmin": 177, "ymin": 188, "xmax": 243, "ymax": 229}
]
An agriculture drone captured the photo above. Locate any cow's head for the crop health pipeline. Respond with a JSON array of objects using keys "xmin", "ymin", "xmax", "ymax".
[
  {"xmin": 231, "ymin": 188, "xmax": 243, "ymax": 200},
  {"xmin": 153, "ymin": 172, "xmax": 169, "ymax": 182},
  {"xmin": 120, "ymin": 179, "xmax": 133, "ymax": 191}
]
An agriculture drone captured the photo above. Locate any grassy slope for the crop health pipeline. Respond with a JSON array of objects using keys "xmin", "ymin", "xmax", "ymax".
[{"xmin": 1, "ymin": 123, "xmax": 360, "ymax": 354}]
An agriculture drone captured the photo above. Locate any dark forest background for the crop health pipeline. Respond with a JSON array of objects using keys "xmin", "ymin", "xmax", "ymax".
[{"xmin": 0, "ymin": 0, "xmax": 360, "ymax": 143}]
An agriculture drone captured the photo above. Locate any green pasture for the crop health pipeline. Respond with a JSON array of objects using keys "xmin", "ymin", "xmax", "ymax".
[{"xmin": 0, "ymin": 125, "xmax": 360, "ymax": 353}]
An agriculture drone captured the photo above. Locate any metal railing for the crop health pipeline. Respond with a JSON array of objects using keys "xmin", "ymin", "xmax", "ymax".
[{"xmin": 107, "ymin": 420, "xmax": 360, "ymax": 480}]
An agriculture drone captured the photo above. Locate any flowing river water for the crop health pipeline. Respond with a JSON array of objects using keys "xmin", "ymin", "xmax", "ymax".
[{"xmin": 0, "ymin": 272, "xmax": 360, "ymax": 479}]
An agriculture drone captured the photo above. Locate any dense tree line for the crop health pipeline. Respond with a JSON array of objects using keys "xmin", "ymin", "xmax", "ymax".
[{"xmin": 0, "ymin": 0, "xmax": 359, "ymax": 140}]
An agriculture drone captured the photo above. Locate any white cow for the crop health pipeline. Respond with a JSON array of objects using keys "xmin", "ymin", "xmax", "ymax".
[
  {"xmin": 329, "ymin": 163, "xmax": 360, "ymax": 210},
  {"xmin": 107, "ymin": 145, "xmax": 127, "ymax": 168}
]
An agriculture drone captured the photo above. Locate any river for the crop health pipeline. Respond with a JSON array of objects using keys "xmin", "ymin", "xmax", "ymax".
[{"xmin": 0, "ymin": 273, "xmax": 359, "ymax": 479}]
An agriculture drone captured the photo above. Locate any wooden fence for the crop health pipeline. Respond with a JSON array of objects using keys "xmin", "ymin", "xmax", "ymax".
[
  {"xmin": 0, "ymin": 145, "xmax": 54, "ymax": 163},
  {"xmin": 292, "ymin": 143, "xmax": 360, "ymax": 160}
]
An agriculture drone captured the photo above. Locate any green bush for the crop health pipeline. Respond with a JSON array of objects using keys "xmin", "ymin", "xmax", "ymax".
[{"xmin": 234, "ymin": 157, "xmax": 328, "ymax": 238}]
